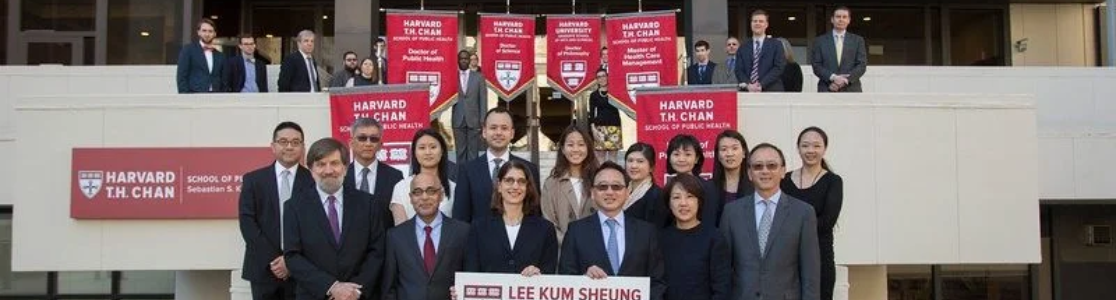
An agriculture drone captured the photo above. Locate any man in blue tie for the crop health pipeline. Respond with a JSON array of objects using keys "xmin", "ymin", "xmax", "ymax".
[
  {"xmin": 558, "ymin": 161, "xmax": 665, "ymax": 300},
  {"xmin": 686, "ymin": 40, "xmax": 716, "ymax": 85},
  {"xmin": 735, "ymin": 10, "xmax": 786, "ymax": 93},
  {"xmin": 713, "ymin": 37, "xmax": 741, "ymax": 85}
]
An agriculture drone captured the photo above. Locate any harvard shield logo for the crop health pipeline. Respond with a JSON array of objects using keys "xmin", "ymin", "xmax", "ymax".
[
  {"xmin": 560, "ymin": 61, "xmax": 587, "ymax": 89},
  {"xmin": 462, "ymin": 285, "xmax": 502, "ymax": 300},
  {"xmin": 626, "ymin": 71, "xmax": 661, "ymax": 103},
  {"xmin": 407, "ymin": 72, "xmax": 441, "ymax": 104},
  {"xmin": 495, "ymin": 60, "xmax": 522, "ymax": 91},
  {"xmin": 78, "ymin": 170, "xmax": 104, "ymax": 199}
]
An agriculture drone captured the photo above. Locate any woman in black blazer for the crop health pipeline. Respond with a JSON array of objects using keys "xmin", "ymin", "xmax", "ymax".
[
  {"xmin": 777, "ymin": 38, "xmax": 804, "ymax": 92},
  {"xmin": 665, "ymin": 134, "xmax": 722, "ymax": 226},
  {"xmin": 464, "ymin": 160, "xmax": 559, "ymax": 275},
  {"xmin": 623, "ymin": 142, "xmax": 669, "ymax": 228}
]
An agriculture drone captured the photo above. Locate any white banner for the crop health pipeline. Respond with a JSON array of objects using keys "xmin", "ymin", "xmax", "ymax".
[{"xmin": 454, "ymin": 272, "xmax": 649, "ymax": 300}]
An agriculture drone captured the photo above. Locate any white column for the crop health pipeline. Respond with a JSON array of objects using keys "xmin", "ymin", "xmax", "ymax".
[
  {"xmin": 175, "ymin": 270, "xmax": 232, "ymax": 300},
  {"xmin": 834, "ymin": 265, "xmax": 851, "ymax": 300},
  {"xmin": 229, "ymin": 269, "xmax": 254, "ymax": 300}
]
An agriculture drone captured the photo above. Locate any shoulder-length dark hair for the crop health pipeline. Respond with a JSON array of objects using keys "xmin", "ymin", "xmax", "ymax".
[
  {"xmin": 551, "ymin": 125, "xmax": 599, "ymax": 196},
  {"xmin": 409, "ymin": 128, "xmax": 451, "ymax": 198},
  {"xmin": 797, "ymin": 126, "xmax": 832, "ymax": 171},
  {"xmin": 712, "ymin": 130, "xmax": 749, "ymax": 193},
  {"xmin": 490, "ymin": 160, "xmax": 541, "ymax": 217},
  {"xmin": 359, "ymin": 57, "xmax": 379, "ymax": 83},
  {"xmin": 625, "ymin": 142, "xmax": 657, "ymax": 185},
  {"xmin": 665, "ymin": 134, "xmax": 704, "ymax": 177},
  {"xmin": 662, "ymin": 172, "xmax": 706, "ymax": 215}
]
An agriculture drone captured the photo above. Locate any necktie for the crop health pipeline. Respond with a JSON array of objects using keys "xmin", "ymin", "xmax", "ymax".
[
  {"xmin": 727, "ymin": 57, "xmax": 735, "ymax": 73},
  {"xmin": 757, "ymin": 199, "xmax": 774, "ymax": 258},
  {"xmin": 698, "ymin": 65, "xmax": 705, "ymax": 80},
  {"xmin": 750, "ymin": 41, "xmax": 760, "ymax": 84},
  {"xmin": 326, "ymin": 196, "xmax": 341, "ymax": 245},
  {"xmin": 835, "ymin": 35, "xmax": 845, "ymax": 66},
  {"xmin": 305, "ymin": 56, "xmax": 317, "ymax": 92},
  {"xmin": 491, "ymin": 158, "xmax": 504, "ymax": 182},
  {"xmin": 605, "ymin": 218, "xmax": 620, "ymax": 275},
  {"xmin": 280, "ymin": 170, "xmax": 292, "ymax": 248},
  {"xmin": 359, "ymin": 167, "xmax": 371, "ymax": 193},
  {"xmin": 460, "ymin": 71, "xmax": 469, "ymax": 94},
  {"xmin": 423, "ymin": 225, "xmax": 437, "ymax": 275}
]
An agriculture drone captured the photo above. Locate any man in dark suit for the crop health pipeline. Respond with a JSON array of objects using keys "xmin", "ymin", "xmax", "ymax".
[
  {"xmin": 329, "ymin": 51, "xmax": 359, "ymax": 88},
  {"xmin": 735, "ymin": 10, "xmax": 786, "ymax": 93},
  {"xmin": 382, "ymin": 173, "xmax": 470, "ymax": 300},
  {"xmin": 720, "ymin": 143, "xmax": 820, "ymax": 300},
  {"xmin": 224, "ymin": 34, "xmax": 270, "ymax": 93},
  {"xmin": 343, "ymin": 117, "xmax": 403, "ymax": 228},
  {"xmin": 239, "ymin": 122, "xmax": 314, "ymax": 300},
  {"xmin": 284, "ymin": 138, "xmax": 388, "ymax": 300},
  {"xmin": 811, "ymin": 6, "xmax": 868, "ymax": 93},
  {"xmin": 558, "ymin": 162, "xmax": 665, "ymax": 300},
  {"xmin": 374, "ymin": 38, "xmax": 388, "ymax": 85},
  {"xmin": 453, "ymin": 107, "xmax": 541, "ymax": 223},
  {"xmin": 278, "ymin": 30, "xmax": 321, "ymax": 93},
  {"xmin": 453, "ymin": 50, "xmax": 487, "ymax": 164},
  {"xmin": 176, "ymin": 18, "xmax": 225, "ymax": 93},
  {"xmin": 686, "ymin": 40, "xmax": 716, "ymax": 85}
]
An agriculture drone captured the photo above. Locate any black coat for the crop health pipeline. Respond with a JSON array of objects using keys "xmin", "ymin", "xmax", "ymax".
[{"xmin": 223, "ymin": 54, "xmax": 270, "ymax": 93}]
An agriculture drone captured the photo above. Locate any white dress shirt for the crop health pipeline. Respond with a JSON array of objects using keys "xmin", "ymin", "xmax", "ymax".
[
  {"xmin": 460, "ymin": 70, "xmax": 470, "ymax": 94},
  {"xmin": 274, "ymin": 162, "xmax": 298, "ymax": 248},
  {"xmin": 506, "ymin": 223, "xmax": 521, "ymax": 249},
  {"xmin": 303, "ymin": 52, "xmax": 318, "ymax": 92},
  {"xmin": 487, "ymin": 149, "xmax": 511, "ymax": 179},
  {"xmin": 201, "ymin": 41, "xmax": 213, "ymax": 73},
  {"xmin": 753, "ymin": 190, "xmax": 782, "ymax": 230},
  {"xmin": 318, "ymin": 186, "xmax": 344, "ymax": 229},
  {"xmin": 354, "ymin": 160, "xmax": 380, "ymax": 193}
]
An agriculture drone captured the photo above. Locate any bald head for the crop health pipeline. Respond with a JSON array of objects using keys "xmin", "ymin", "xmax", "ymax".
[{"xmin": 409, "ymin": 172, "xmax": 444, "ymax": 221}]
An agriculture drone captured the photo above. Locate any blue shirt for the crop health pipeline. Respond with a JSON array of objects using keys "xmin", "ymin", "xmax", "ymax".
[
  {"xmin": 241, "ymin": 56, "xmax": 259, "ymax": 93},
  {"xmin": 415, "ymin": 213, "xmax": 445, "ymax": 254},
  {"xmin": 597, "ymin": 211, "xmax": 626, "ymax": 267},
  {"xmin": 754, "ymin": 190, "xmax": 781, "ymax": 230}
]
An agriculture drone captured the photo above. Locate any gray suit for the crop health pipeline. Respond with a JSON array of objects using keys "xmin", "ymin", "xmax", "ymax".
[
  {"xmin": 720, "ymin": 193, "xmax": 820, "ymax": 300},
  {"xmin": 382, "ymin": 216, "xmax": 470, "ymax": 300},
  {"xmin": 712, "ymin": 57, "xmax": 739, "ymax": 85},
  {"xmin": 452, "ymin": 70, "xmax": 487, "ymax": 164},
  {"xmin": 810, "ymin": 32, "xmax": 867, "ymax": 92}
]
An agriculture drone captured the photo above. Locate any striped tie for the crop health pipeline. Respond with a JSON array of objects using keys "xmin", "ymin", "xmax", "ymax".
[
  {"xmin": 757, "ymin": 199, "xmax": 774, "ymax": 258},
  {"xmin": 750, "ymin": 41, "xmax": 760, "ymax": 84}
]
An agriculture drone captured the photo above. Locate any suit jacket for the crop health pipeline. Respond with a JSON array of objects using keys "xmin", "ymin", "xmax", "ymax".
[
  {"xmin": 278, "ymin": 52, "xmax": 321, "ymax": 92},
  {"xmin": 176, "ymin": 41, "xmax": 225, "ymax": 93},
  {"xmin": 558, "ymin": 213, "xmax": 666, "ymax": 300},
  {"xmin": 782, "ymin": 61, "xmax": 804, "ymax": 92},
  {"xmin": 452, "ymin": 70, "xmax": 486, "ymax": 129},
  {"xmin": 687, "ymin": 62, "xmax": 717, "ymax": 85},
  {"xmin": 223, "ymin": 54, "xmax": 270, "ymax": 93},
  {"xmin": 464, "ymin": 215, "xmax": 559, "ymax": 274},
  {"xmin": 712, "ymin": 58, "xmax": 739, "ymax": 85},
  {"xmin": 625, "ymin": 184, "xmax": 669, "ymax": 229},
  {"xmin": 540, "ymin": 175, "xmax": 596, "ymax": 244},
  {"xmin": 382, "ymin": 216, "xmax": 470, "ymax": 300},
  {"xmin": 719, "ymin": 194, "xmax": 820, "ymax": 300},
  {"xmin": 239, "ymin": 163, "xmax": 315, "ymax": 282},
  {"xmin": 735, "ymin": 38, "xmax": 787, "ymax": 92},
  {"xmin": 452, "ymin": 153, "xmax": 541, "ymax": 223},
  {"xmin": 283, "ymin": 186, "xmax": 389, "ymax": 300},
  {"xmin": 344, "ymin": 162, "xmax": 404, "ymax": 229},
  {"xmin": 810, "ymin": 32, "xmax": 867, "ymax": 92}
]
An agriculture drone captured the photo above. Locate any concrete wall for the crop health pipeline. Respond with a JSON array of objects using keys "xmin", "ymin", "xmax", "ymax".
[{"xmin": 1010, "ymin": 4, "xmax": 1098, "ymax": 66}]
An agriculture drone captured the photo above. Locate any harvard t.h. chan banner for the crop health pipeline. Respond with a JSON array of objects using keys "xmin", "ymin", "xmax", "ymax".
[
  {"xmin": 456, "ymin": 272, "xmax": 649, "ymax": 300},
  {"xmin": 605, "ymin": 11, "xmax": 678, "ymax": 119},
  {"xmin": 329, "ymin": 84, "xmax": 431, "ymax": 168},
  {"xmin": 479, "ymin": 13, "xmax": 536, "ymax": 100},
  {"xmin": 386, "ymin": 10, "xmax": 459, "ymax": 116},
  {"xmin": 636, "ymin": 86, "xmax": 738, "ymax": 183},
  {"xmin": 546, "ymin": 14, "xmax": 601, "ymax": 98}
]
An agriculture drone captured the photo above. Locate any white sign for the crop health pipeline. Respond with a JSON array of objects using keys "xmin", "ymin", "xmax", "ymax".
[{"xmin": 455, "ymin": 272, "xmax": 650, "ymax": 300}]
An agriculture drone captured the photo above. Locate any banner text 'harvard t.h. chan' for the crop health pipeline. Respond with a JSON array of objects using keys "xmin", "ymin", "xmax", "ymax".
[
  {"xmin": 386, "ymin": 10, "xmax": 459, "ymax": 115},
  {"xmin": 636, "ymin": 87, "xmax": 738, "ymax": 183}
]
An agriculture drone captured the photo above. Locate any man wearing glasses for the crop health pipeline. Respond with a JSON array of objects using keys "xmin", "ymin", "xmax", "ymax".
[
  {"xmin": 713, "ymin": 36, "xmax": 742, "ymax": 85},
  {"xmin": 383, "ymin": 172, "xmax": 469, "ymax": 300},
  {"xmin": 720, "ymin": 143, "xmax": 820, "ymax": 300},
  {"xmin": 238, "ymin": 122, "xmax": 314, "ymax": 300},
  {"xmin": 330, "ymin": 51, "xmax": 361, "ymax": 88},
  {"xmin": 558, "ymin": 161, "xmax": 666, "ymax": 300},
  {"xmin": 344, "ymin": 118, "xmax": 403, "ymax": 229}
]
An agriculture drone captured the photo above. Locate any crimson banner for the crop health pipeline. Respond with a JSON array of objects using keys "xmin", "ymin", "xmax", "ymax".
[
  {"xmin": 386, "ymin": 10, "xmax": 459, "ymax": 116},
  {"xmin": 330, "ymin": 84, "xmax": 431, "ymax": 168},
  {"xmin": 606, "ymin": 12, "xmax": 679, "ymax": 119},
  {"xmin": 546, "ymin": 15, "xmax": 601, "ymax": 98},
  {"xmin": 636, "ymin": 86, "xmax": 738, "ymax": 183},
  {"xmin": 71, "ymin": 147, "xmax": 273, "ymax": 219},
  {"xmin": 479, "ymin": 14, "xmax": 536, "ymax": 100}
]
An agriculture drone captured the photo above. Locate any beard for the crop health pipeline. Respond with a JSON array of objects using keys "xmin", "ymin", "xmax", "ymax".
[{"xmin": 318, "ymin": 177, "xmax": 342, "ymax": 194}]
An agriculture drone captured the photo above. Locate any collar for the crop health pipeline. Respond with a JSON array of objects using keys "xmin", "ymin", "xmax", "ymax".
[
  {"xmin": 487, "ymin": 149, "xmax": 511, "ymax": 164},
  {"xmin": 243, "ymin": 55, "xmax": 255, "ymax": 63},
  {"xmin": 415, "ymin": 212, "xmax": 445, "ymax": 229},
  {"xmin": 199, "ymin": 40, "xmax": 209, "ymax": 49},
  {"xmin": 597, "ymin": 210, "xmax": 626, "ymax": 228},
  {"xmin": 697, "ymin": 61, "xmax": 709, "ymax": 67},
  {"xmin": 752, "ymin": 36, "xmax": 766, "ymax": 44},
  {"xmin": 833, "ymin": 29, "xmax": 847, "ymax": 37},
  {"xmin": 317, "ymin": 185, "xmax": 342, "ymax": 206},
  {"xmin": 753, "ymin": 190, "xmax": 782, "ymax": 206},
  {"xmin": 274, "ymin": 161, "xmax": 297, "ymax": 178},
  {"xmin": 301, "ymin": 51, "xmax": 313, "ymax": 59},
  {"xmin": 354, "ymin": 160, "xmax": 379, "ymax": 174}
]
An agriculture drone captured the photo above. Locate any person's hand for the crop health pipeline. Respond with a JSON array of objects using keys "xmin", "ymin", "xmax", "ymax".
[
  {"xmin": 834, "ymin": 75, "xmax": 850, "ymax": 86},
  {"xmin": 829, "ymin": 82, "xmax": 841, "ymax": 92},
  {"xmin": 747, "ymin": 83, "xmax": 762, "ymax": 93},
  {"xmin": 328, "ymin": 282, "xmax": 362, "ymax": 300},
  {"xmin": 737, "ymin": 82, "xmax": 749, "ymax": 91},
  {"xmin": 521, "ymin": 265, "xmax": 542, "ymax": 277},
  {"xmin": 270, "ymin": 256, "xmax": 289, "ymax": 280},
  {"xmin": 449, "ymin": 286, "xmax": 457, "ymax": 300},
  {"xmin": 585, "ymin": 265, "xmax": 609, "ymax": 279}
]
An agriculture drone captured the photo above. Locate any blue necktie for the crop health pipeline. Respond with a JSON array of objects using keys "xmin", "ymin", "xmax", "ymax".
[{"xmin": 605, "ymin": 218, "xmax": 620, "ymax": 275}]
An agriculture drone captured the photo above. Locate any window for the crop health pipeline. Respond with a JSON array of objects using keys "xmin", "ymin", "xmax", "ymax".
[
  {"xmin": 941, "ymin": 265, "xmax": 1030, "ymax": 300},
  {"xmin": 107, "ymin": 0, "xmax": 184, "ymax": 65},
  {"xmin": 0, "ymin": 211, "xmax": 49, "ymax": 296},
  {"xmin": 949, "ymin": 9, "xmax": 1006, "ymax": 66},
  {"xmin": 888, "ymin": 265, "xmax": 932, "ymax": 300},
  {"xmin": 847, "ymin": 7, "xmax": 928, "ymax": 65},
  {"xmin": 21, "ymin": 0, "xmax": 95, "ymax": 31}
]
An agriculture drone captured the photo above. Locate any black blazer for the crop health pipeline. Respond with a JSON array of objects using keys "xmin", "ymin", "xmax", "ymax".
[
  {"xmin": 589, "ymin": 90, "xmax": 622, "ymax": 127},
  {"xmin": 734, "ymin": 38, "xmax": 786, "ymax": 92},
  {"xmin": 176, "ymin": 41, "xmax": 226, "ymax": 93},
  {"xmin": 464, "ymin": 215, "xmax": 558, "ymax": 274},
  {"xmin": 625, "ymin": 184, "xmax": 670, "ymax": 228},
  {"xmin": 697, "ymin": 178, "xmax": 726, "ymax": 227},
  {"xmin": 283, "ymin": 187, "xmax": 389, "ymax": 300},
  {"xmin": 558, "ymin": 214, "xmax": 666, "ymax": 300},
  {"xmin": 278, "ymin": 52, "xmax": 321, "ymax": 92},
  {"xmin": 238, "ymin": 163, "xmax": 315, "ymax": 282},
  {"xmin": 344, "ymin": 162, "xmax": 403, "ymax": 229},
  {"xmin": 686, "ymin": 62, "xmax": 717, "ymax": 85},
  {"xmin": 382, "ymin": 216, "xmax": 470, "ymax": 300},
  {"xmin": 223, "ymin": 54, "xmax": 270, "ymax": 93},
  {"xmin": 452, "ymin": 153, "xmax": 541, "ymax": 223}
]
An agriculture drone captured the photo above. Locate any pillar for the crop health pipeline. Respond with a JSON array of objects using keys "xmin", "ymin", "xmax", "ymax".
[
  {"xmin": 333, "ymin": 0, "xmax": 379, "ymax": 70},
  {"xmin": 684, "ymin": 0, "xmax": 730, "ymax": 63}
]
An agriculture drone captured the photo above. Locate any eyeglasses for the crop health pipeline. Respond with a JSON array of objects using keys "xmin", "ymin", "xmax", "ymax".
[
  {"xmin": 501, "ymin": 177, "xmax": 529, "ymax": 186},
  {"xmin": 410, "ymin": 187, "xmax": 443, "ymax": 196},
  {"xmin": 344, "ymin": 58, "xmax": 358, "ymax": 61},
  {"xmin": 274, "ymin": 139, "xmax": 303, "ymax": 147},
  {"xmin": 749, "ymin": 162, "xmax": 782, "ymax": 171},
  {"xmin": 354, "ymin": 135, "xmax": 382, "ymax": 143},
  {"xmin": 593, "ymin": 184, "xmax": 626, "ymax": 191}
]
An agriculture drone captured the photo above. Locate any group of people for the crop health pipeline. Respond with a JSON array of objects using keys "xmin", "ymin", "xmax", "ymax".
[{"xmin": 239, "ymin": 104, "xmax": 844, "ymax": 300}]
